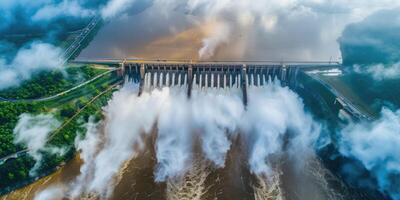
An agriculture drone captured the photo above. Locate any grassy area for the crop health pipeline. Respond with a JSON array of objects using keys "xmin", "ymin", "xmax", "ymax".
[{"xmin": 0, "ymin": 68, "xmax": 121, "ymax": 192}]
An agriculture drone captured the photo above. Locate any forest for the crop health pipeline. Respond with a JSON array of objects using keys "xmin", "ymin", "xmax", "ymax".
[{"xmin": 0, "ymin": 66, "xmax": 119, "ymax": 193}]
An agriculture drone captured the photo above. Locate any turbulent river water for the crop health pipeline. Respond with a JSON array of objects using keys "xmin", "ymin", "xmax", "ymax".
[
  {"xmin": 0, "ymin": 139, "xmax": 357, "ymax": 200},
  {"xmin": 0, "ymin": 82, "xmax": 369, "ymax": 200}
]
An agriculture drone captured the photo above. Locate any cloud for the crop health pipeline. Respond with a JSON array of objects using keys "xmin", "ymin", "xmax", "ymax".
[
  {"xmin": 191, "ymin": 87, "xmax": 244, "ymax": 168},
  {"xmin": 69, "ymin": 117, "xmax": 102, "ymax": 198},
  {"xmin": 242, "ymin": 81, "xmax": 319, "ymax": 177},
  {"xmin": 101, "ymin": 0, "xmax": 137, "ymax": 19},
  {"xmin": 353, "ymin": 62, "xmax": 400, "ymax": 81},
  {"xmin": 13, "ymin": 113, "xmax": 62, "ymax": 175},
  {"xmin": 198, "ymin": 21, "xmax": 230, "ymax": 60},
  {"xmin": 339, "ymin": 7, "xmax": 400, "ymax": 66},
  {"xmin": 32, "ymin": 0, "xmax": 95, "ymax": 22},
  {"xmin": 69, "ymin": 84, "xmax": 164, "ymax": 198},
  {"xmin": 0, "ymin": 0, "xmax": 93, "ymax": 90},
  {"xmin": 34, "ymin": 186, "xmax": 65, "ymax": 200},
  {"xmin": 338, "ymin": 108, "xmax": 400, "ymax": 200},
  {"xmin": 188, "ymin": 0, "xmax": 400, "ymax": 61},
  {"xmin": 155, "ymin": 88, "xmax": 193, "ymax": 182},
  {"xmin": 0, "ymin": 42, "xmax": 64, "ymax": 90},
  {"xmin": 338, "ymin": 7, "xmax": 400, "ymax": 81},
  {"xmin": 34, "ymin": 78, "xmax": 324, "ymax": 198},
  {"xmin": 0, "ymin": 0, "xmax": 140, "ymax": 90},
  {"xmin": 0, "ymin": 0, "xmax": 100, "ymax": 34}
]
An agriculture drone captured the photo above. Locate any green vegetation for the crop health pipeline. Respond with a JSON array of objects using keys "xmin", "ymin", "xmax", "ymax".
[
  {"xmin": 0, "ymin": 16, "xmax": 109, "ymax": 193},
  {"xmin": 0, "ymin": 66, "xmax": 106, "ymax": 99},
  {"xmin": 0, "ymin": 103, "xmax": 35, "ymax": 157},
  {"xmin": 0, "ymin": 66, "xmax": 121, "ymax": 193}
]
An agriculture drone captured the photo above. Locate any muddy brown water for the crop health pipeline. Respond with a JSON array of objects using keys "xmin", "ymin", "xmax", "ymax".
[
  {"xmin": 0, "ymin": 156, "xmax": 82, "ymax": 200},
  {"xmin": 0, "ymin": 132, "xmax": 359, "ymax": 200}
]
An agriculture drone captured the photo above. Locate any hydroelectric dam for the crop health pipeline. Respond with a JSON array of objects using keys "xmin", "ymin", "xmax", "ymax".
[
  {"xmin": 72, "ymin": 59, "xmax": 349, "ymax": 108},
  {"xmin": 3, "ymin": 59, "xmax": 362, "ymax": 167}
]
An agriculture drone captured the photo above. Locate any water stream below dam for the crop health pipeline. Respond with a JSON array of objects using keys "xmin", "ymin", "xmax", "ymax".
[
  {"xmin": 0, "ymin": 82, "xmax": 379, "ymax": 200},
  {"xmin": 1, "ymin": 131, "xmax": 361, "ymax": 200}
]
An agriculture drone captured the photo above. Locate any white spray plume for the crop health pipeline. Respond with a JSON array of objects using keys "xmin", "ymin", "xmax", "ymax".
[
  {"xmin": 191, "ymin": 87, "xmax": 244, "ymax": 167},
  {"xmin": 34, "ymin": 186, "xmax": 65, "ymax": 200},
  {"xmin": 37, "ymin": 80, "xmax": 322, "ymax": 198},
  {"xmin": 0, "ymin": 42, "xmax": 63, "ymax": 90},
  {"xmin": 339, "ymin": 108, "xmax": 400, "ymax": 200},
  {"xmin": 155, "ymin": 87, "xmax": 193, "ymax": 182},
  {"xmin": 13, "ymin": 113, "xmax": 62, "ymax": 175},
  {"xmin": 69, "ymin": 116, "xmax": 102, "ymax": 198},
  {"xmin": 243, "ymin": 81, "xmax": 319, "ymax": 177},
  {"xmin": 198, "ymin": 22, "xmax": 230, "ymax": 60},
  {"xmin": 155, "ymin": 86, "xmax": 244, "ymax": 180},
  {"xmin": 82, "ymin": 83, "xmax": 164, "ymax": 197}
]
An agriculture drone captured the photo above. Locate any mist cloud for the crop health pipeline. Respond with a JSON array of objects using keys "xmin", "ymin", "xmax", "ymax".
[
  {"xmin": 0, "ymin": 0, "xmax": 100, "ymax": 34},
  {"xmin": 0, "ymin": 0, "xmax": 140, "ymax": 90},
  {"xmin": 155, "ymin": 88, "xmax": 193, "ymax": 182},
  {"xmin": 35, "ymin": 79, "xmax": 322, "ymax": 198},
  {"xmin": 338, "ymin": 108, "xmax": 400, "ymax": 200},
  {"xmin": 353, "ymin": 62, "xmax": 400, "ymax": 81},
  {"xmin": 32, "ymin": 0, "xmax": 95, "ymax": 22},
  {"xmin": 13, "ymin": 113, "xmax": 62, "ymax": 175},
  {"xmin": 339, "ymin": 7, "xmax": 400, "ymax": 81},
  {"xmin": 0, "ymin": 42, "xmax": 64, "ymax": 90},
  {"xmin": 243, "ymin": 81, "xmax": 319, "ymax": 177},
  {"xmin": 101, "ymin": 0, "xmax": 137, "ymax": 19},
  {"xmin": 69, "ymin": 117, "xmax": 102, "ymax": 198},
  {"xmin": 339, "ymin": 7, "xmax": 400, "ymax": 66},
  {"xmin": 191, "ymin": 88, "xmax": 244, "ymax": 168},
  {"xmin": 72, "ymin": 84, "xmax": 164, "ymax": 198},
  {"xmin": 198, "ymin": 22, "xmax": 230, "ymax": 60},
  {"xmin": 34, "ymin": 186, "xmax": 65, "ymax": 200}
]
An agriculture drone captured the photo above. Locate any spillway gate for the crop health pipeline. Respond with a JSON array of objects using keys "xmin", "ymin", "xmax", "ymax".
[{"xmin": 120, "ymin": 62, "xmax": 301, "ymax": 105}]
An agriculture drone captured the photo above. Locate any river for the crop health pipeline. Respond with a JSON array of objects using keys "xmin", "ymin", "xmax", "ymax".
[{"xmin": 0, "ymin": 130, "xmax": 362, "ymax": 200}]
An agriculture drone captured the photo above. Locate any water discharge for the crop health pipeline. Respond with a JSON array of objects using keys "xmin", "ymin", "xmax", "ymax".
[{"xmin": 2, "ymin": 79, "xmax": 362, "ymax": 200}]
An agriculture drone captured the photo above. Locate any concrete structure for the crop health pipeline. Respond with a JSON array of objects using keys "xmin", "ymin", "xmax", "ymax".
[
  {"xmin": 72, "ymin": 59, "xmax": 341, "ymax": 105},
  {"xmin": 118, "ymin": 61, "xmax": 307, "ymax": 103},
  {"xmin": 62, "ymin": 16, "xmax": 101, "ymax": 65},
  {"xmin": 113, "ymin": 60, "xmax": 337, "ymax": 105}
]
